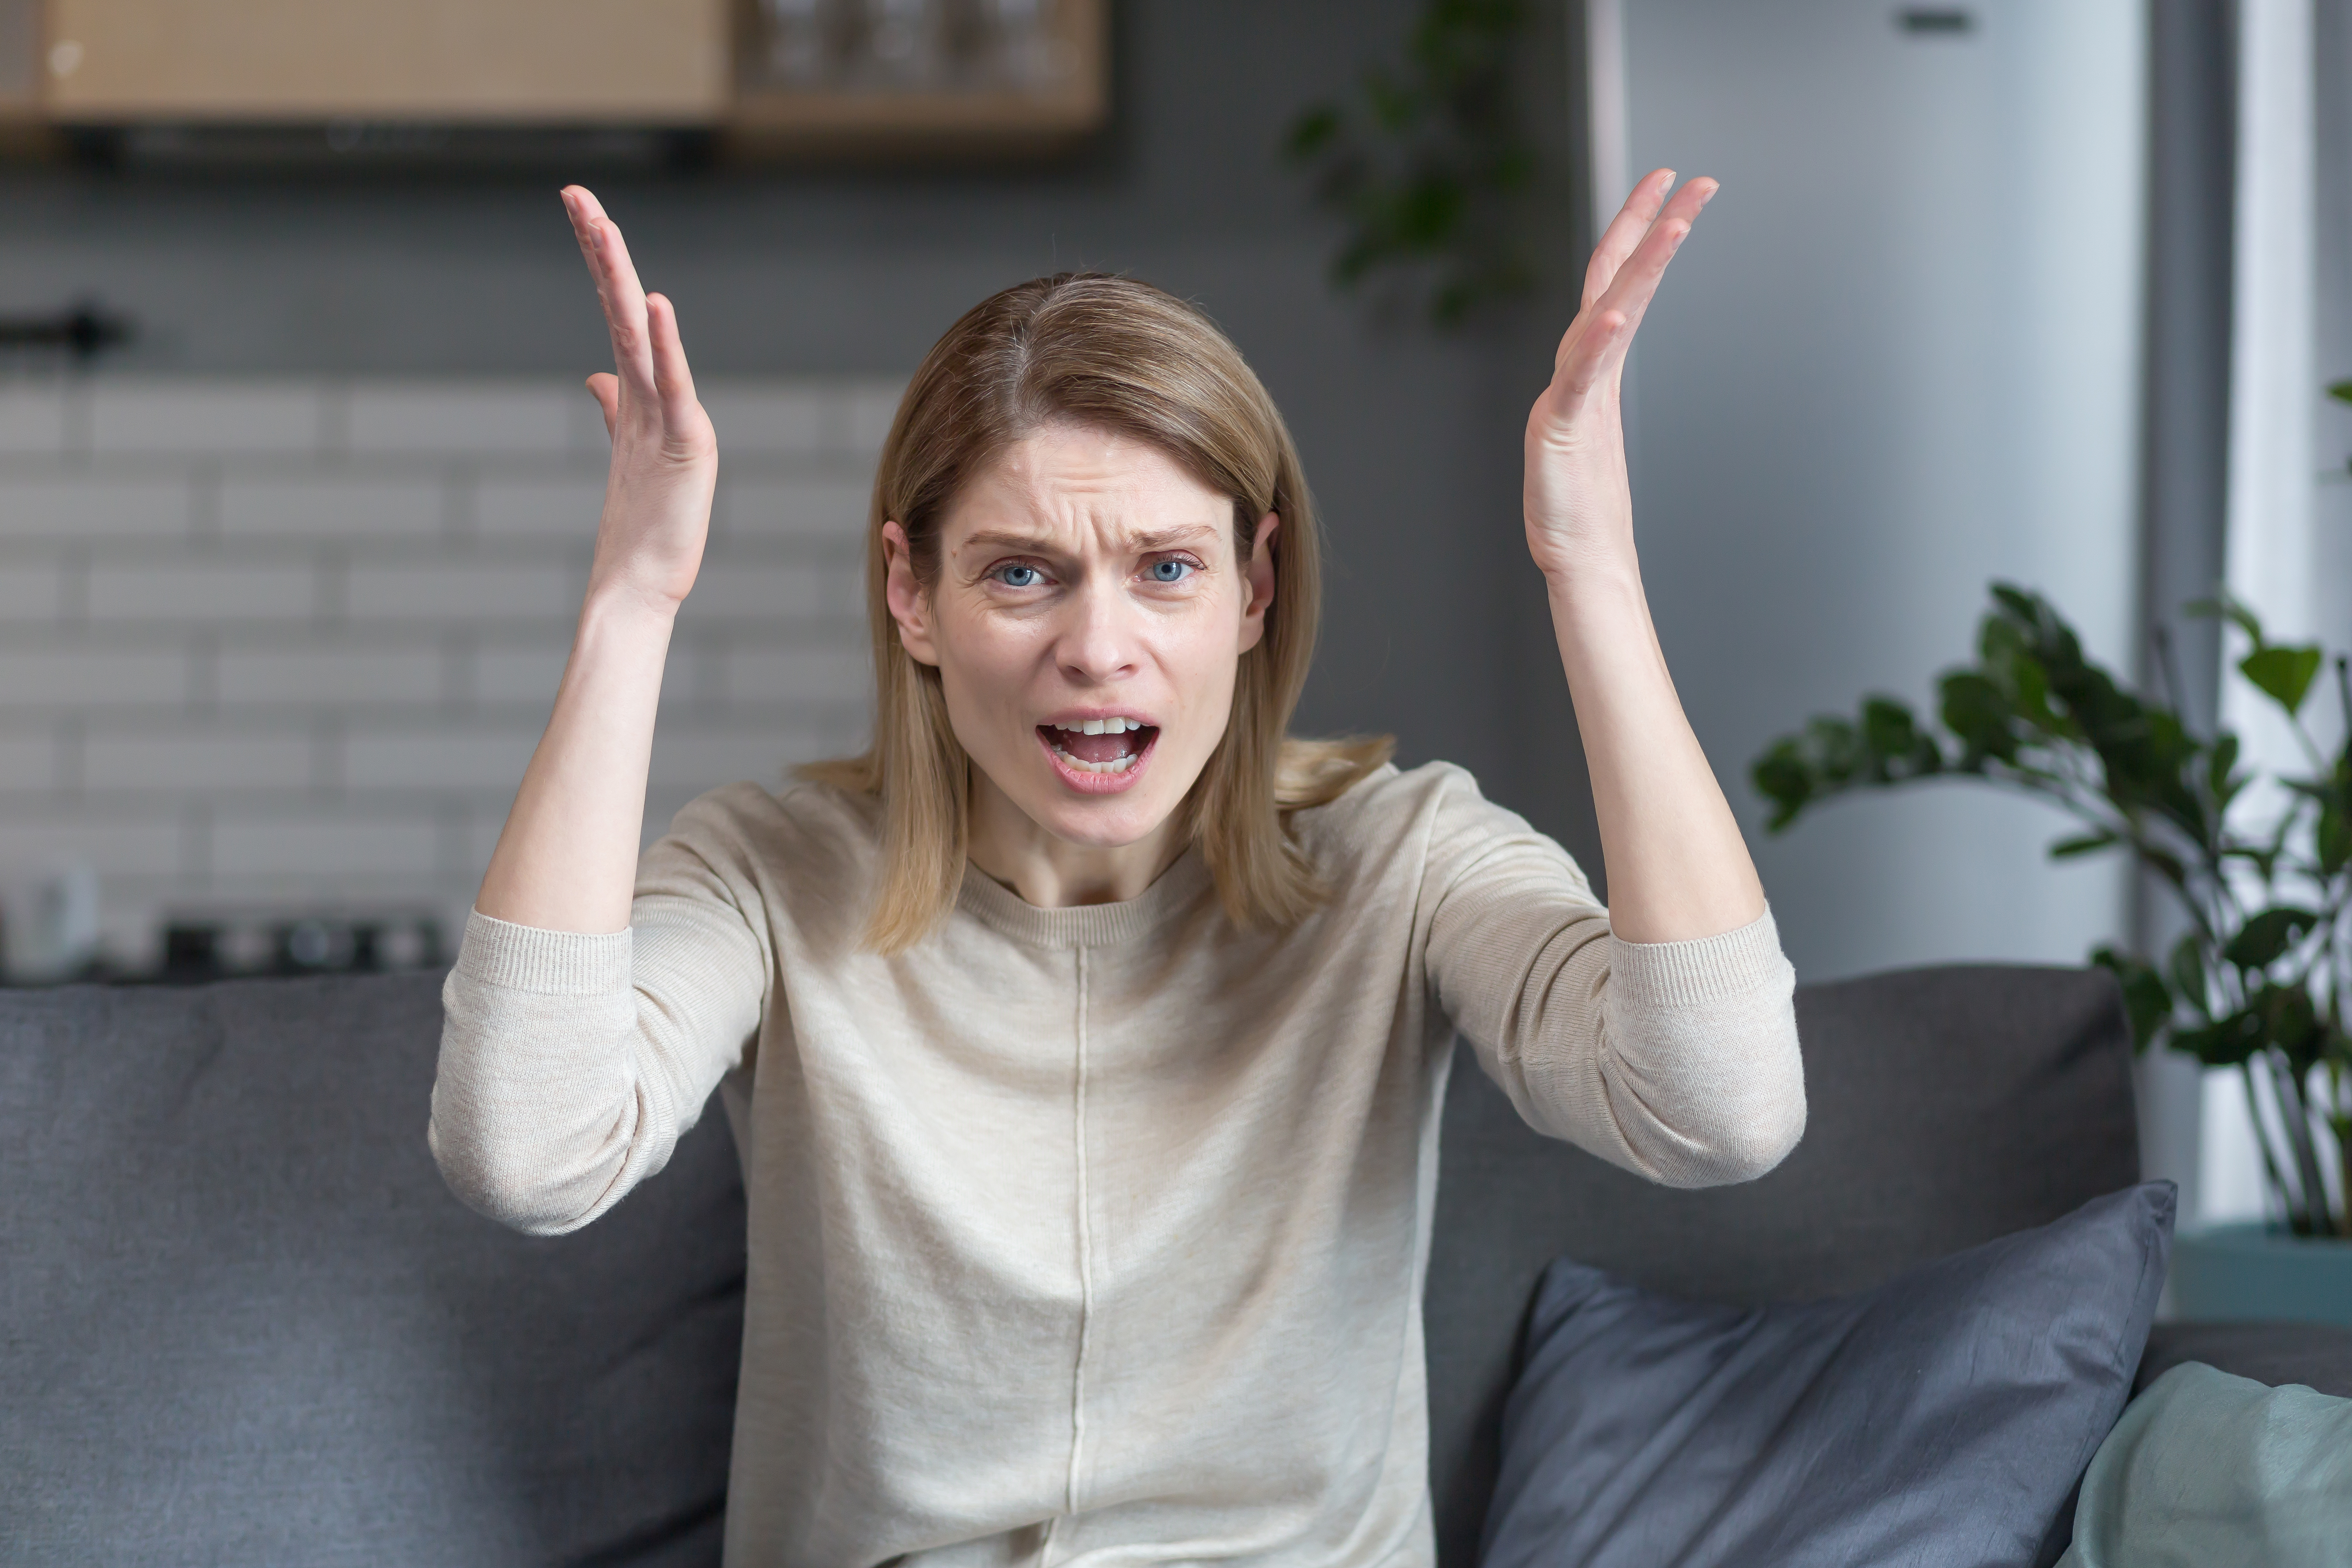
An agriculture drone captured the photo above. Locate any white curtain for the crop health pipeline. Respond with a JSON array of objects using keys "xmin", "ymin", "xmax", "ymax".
[{"xmin": 2205, "ymin": 0, "xmax": 2352, "ymax": 1222}]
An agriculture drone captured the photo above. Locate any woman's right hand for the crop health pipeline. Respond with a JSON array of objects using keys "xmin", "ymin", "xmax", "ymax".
[
  {"xmin": 471, "ymin": 190, "xmax": 711, "ymax": 933},
  {"xmin": 563, "ymin": 185, "xmax": 717, "ymax": 614}
]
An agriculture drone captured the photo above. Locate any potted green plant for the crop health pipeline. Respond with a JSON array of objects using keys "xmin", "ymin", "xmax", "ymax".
[{"xmin": 1752, "ymin": 584, "xmax": 2352, "ymax": 1323}]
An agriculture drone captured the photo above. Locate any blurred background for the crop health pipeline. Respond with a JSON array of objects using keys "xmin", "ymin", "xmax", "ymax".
[{"xmin": 0, "ymin": 0, "xmax": 2343, "ymax": 1227}]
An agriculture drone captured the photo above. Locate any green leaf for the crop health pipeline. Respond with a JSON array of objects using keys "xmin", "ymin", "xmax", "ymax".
[
  {"xmin": 1284, "ymin": 104, "xmax": 1344, "ymax": 159},
  {"xmin": 2322, "ymin": 803, "xmax": 2352, "ymax": 877},
  {"xmin": 2223, "ymin": 906, "xmax": 2321, "ymax": 971},
  {"xmin": 2254, "ymin": 981, "xmax": 2324, "ymax": 1076},
  {"xmin": 2092, "ymin": 946, "xmax": 2172, "ymax": 1050},
  {"xmin": 2238, "ymin": 644, "xmax": 2325, "ymax": 716},
  {"xmin": 1939, "ymin": 671, "xmax": 2017, "ymax": 761},
  {"xmin": 2173, "ymin": 1009, "xmax": 2265, "ymax": 1067},
  {"xmin": 2207, "ymin": 731, "xmax": 2244, "ymax": 809},
  {"xmin": 2186, "ymin": 594, "xmax": 2265, "ymax": 645},
  {"xmin": 2167, "ymin": 934, "xmax": 2209, "ymax": 1018},
  {"xmin": 1751, "ymin": 739, "xmax": 1812, "ymax": 832},
  {"xmin": 2050, "ymin": 830, "xmax": 2121, "ymax": 860},
  {"xmin": 2329, "ymin": 379, "xmax": 2352, "ymax": 405}
]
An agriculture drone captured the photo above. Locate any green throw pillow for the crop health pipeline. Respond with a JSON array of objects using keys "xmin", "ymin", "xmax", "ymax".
[{"xmin": 2059, "ymin": 1361, "xmax": 2352, "ymax": 1567}]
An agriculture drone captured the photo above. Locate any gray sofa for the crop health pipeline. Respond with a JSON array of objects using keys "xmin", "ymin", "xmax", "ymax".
[{"xmin": 4, "ymin": 963, "xmax": 2348, "ymax": 1566}]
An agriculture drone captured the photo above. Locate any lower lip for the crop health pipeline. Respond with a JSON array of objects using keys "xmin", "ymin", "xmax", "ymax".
[{"xmin": 1037, "ymin": 727, "xmax": 1157, "ymax": 795}]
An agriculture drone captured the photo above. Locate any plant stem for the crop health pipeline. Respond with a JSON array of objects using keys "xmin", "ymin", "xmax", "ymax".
[
  {"xmin": 2244, "ymin": 1060, "xmax": 2302, "ymax": 1232},
  {"xmin": 2272, "ymin": 1050, "xmax": 2333, "ymax": 1236}
]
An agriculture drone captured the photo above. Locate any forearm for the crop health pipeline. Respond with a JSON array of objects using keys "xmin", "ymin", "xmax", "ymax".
[
  {"xmin": 1548, "ymin": 562, "xmax": 1765, "ymax": 943},
  {"xmin": 474, "ymin": 589, "xmax": 676, "ymax": 933}
]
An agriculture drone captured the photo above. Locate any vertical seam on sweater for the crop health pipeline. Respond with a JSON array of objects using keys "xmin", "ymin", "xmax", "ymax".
[{"xmin": 1066, "ymin": 943, "xmax": 1096, "ymax": 1526}]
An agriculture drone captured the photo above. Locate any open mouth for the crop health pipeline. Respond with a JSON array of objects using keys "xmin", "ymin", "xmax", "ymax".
[{"xmin": 1038, "ymin": 716, "xmax": 1159, "ymax": 781}]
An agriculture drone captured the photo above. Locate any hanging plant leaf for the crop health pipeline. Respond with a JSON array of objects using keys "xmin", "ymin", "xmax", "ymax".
[
  {"xmin": 1285, "ymin": 0, "xmax": 1539, "ymax": 327},
  {"xmin": 2222, "ymin": 906, "xmax": 2321, "ymax": 971},
  {"xmin": 2238, "ymin": 644, "xmax": 2325, "ymax": 717},
  {"xmin": 2092, "ymin": 946, "xmax": 2172, "ymax": 1049}
]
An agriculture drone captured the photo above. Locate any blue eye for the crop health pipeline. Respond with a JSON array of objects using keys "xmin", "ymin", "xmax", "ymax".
[
  {"xmin": 1148, "ymin": 559, "xmax": 1195, "ymax": 584},
  {"xmin": 994, "ymin": 564, "xmax": 1043, "ymax": 588}
]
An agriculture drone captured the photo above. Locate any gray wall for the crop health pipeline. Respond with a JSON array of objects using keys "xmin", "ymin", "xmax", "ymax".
[
  {"xmin": 0, "ymin": 1, "xmax": 1602, "ymax": 862},
  {"xmin": 1617, "ymin": 0, "xmax": 2147, "ymax": 980}
]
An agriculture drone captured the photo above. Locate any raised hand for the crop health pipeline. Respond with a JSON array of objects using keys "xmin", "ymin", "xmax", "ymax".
[
  {"xmin": 563, "ymin": 184, "xmax": 717, "ymax": 612},
  {"xmin": 1523, "ymin": 168, "xmax": 1717, "ymax": 584},
  {"xmin": 472, "ymin": 190, "xmax": 718, "ymax": 933},
  {"xmin": 1520, "ymin": 168, "xmax": 1764, "ymax": 946}
]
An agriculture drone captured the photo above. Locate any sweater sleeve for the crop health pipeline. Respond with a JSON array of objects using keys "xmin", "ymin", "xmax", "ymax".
[
  {"xmin": 1421, "ymin": 778, "xmax": 1806, "ymax": 1189},
  {"xmin": 427, "ymin": 812, "xmax": 771, "ymax": 1236}
]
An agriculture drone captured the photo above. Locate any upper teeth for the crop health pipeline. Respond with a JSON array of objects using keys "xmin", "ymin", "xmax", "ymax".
[{"xmin": 1059, "ymin": 717, "xmax": 1140, "ymax": 735}]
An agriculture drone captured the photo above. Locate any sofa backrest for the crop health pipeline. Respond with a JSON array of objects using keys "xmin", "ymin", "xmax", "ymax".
[
  {"xmin": 1422, "ymin": 962, "xmax": 2139, "ymax": 1565},
  {"xmin": 0, "ymin": 972, "xmax": 746, "ymax": 1568},
  {"xmin": 0, "ymin": 962, "xmax": 2135, "ymax": 1568}
]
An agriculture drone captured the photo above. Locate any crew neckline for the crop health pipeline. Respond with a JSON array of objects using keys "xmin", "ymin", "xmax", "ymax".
[{"xmin": 954, "ymin": 850, "xmax": 1214, "ymax": 949}]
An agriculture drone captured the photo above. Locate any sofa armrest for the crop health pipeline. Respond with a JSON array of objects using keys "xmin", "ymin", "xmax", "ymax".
[{"xmin": 2136, "ymin": 1320, "xmax": 2352, "ymax": 1399}]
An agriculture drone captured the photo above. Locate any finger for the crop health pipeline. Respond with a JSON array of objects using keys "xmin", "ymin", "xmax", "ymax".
[
  {"xmin": 1554, "ymin": 308, "xmax": 1630, "ymax": 407},
  {"xmin": 560, "ymin": 185, "xmax": 657, "ymax": 399},
  {"xmin": 1582, "ymin": 167, "xmax": 1676, "ymax": 308},
  {"xmin": 1580, "ymin": 176, "xmax": 1717, "ymax": 365},
  {"xmin": 644, "ymin": 293, "xmax": 702, "ymax": 436},
  {"xmin": 584, "ymin": 373, "xmax": 620, "ymax": 441}
]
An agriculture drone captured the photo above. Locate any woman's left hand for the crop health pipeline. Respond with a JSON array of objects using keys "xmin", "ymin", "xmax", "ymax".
[
  {"xmin": 1521, "ymin": 167, "xmax": 1764, "ymax": 945},
  {"xmin": 1523, "ymin": 168, "xmax": 1717, "ymax": 585}
]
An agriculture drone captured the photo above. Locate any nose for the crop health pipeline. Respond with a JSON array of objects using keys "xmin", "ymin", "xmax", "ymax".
[{"xmin": 1055, "ymin": 577, "xmax": 1140, "ymax": 687}]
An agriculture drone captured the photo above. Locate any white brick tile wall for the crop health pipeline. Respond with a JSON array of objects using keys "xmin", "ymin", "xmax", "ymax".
[
  {"xmin": 343, "ymin": 724, "xmax": 542, "ymax": 791},
  {"xmin": 472, "ymin": 641, "xmax": 571, "ymax": 706},
  {"xmin": 0, "ymin": 387, "xmax": 68, "ymax": 453},
  {"xmin": 88, "ymin": 562, "xmax": 319, "ymax": 623},
  {"xmin": 91, "ymin": 381, "xmax": 325, "ymax": 454},
  {"xmin": 212, "ymin": 813, "xmax": 441, "ymax": 879},
  {"xmin": 215, "ymin": 643, "xmax": 443, "ymax": 707},
  {"xmin": 718, "ymin": 476, "xmax": 870, "ymax": 542},
  {"xmin": 345, "ymin": 561, "xmax": 575, "ymax": 624},
  {"xmin": 347, "ymin": 383, "xmax": 573, "ymax": 455},
  {"xmin": 474, "ymin": 474, "xmax": 606, "ymax": 540},
  {"xmin": 0, "ymin": 646, "xmax": 189, "ymax": 708},
  {"xmin": 0, "ymin": 812, "xmax": 185, "ymax": 875},
  {"xmin": 2, "ymin": 474, "xmax": 191, "ymax": 538},
  {"xmin": 702, "ymin": 382, "xmax": 830, "ymax": 454},
  {"xmin": 83, "ymin": 726, "xmax": 314, "ymax": 792},
  {"xmin": 0, "ymin": 374, "xmax": 891, "ymax": 965},
  {"xmin": 679, "ymin": 557, "xmax": 860, "ymax": 624},
  {"xmin": 721, "ymin": 643, "xmax": 873, "ymax": 706},
  {"xmin": 844, "ymin": 380, "xmax": 906, "ymax": 454},
  {"xmin": 0, "ymin": 732, "xmax": 58, "ymax": 791},
  {"xmin": 0, "ymin": 563, "xmax": 66, "ymax": 623},
  {"xmin": 219, "ymin": 476, "xmax": 448, "ymax": 540}
]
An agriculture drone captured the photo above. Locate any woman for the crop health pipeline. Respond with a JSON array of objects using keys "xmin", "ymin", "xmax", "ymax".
[{"xmin": 432, "ymin": 168, "xmax": 1803, "ymax": 1568}]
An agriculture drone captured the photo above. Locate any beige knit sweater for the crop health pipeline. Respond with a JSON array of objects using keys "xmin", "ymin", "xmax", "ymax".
[{"xmin": 430, "ymin": 761, "xmax": 1804, "ymax": 1568}]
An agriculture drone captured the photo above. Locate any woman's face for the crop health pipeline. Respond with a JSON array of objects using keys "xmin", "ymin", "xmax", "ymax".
[{"xmin": 885, "ymin": 422, "xmax": 1276, "ymax": 855}]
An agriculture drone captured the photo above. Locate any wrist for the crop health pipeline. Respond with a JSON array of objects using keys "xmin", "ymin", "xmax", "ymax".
[
  {"xmin": 577, "ymin": 579, "xmax": 682, "ymax": 645},
  {"xmin": 1540, "ymin": 555, "xmax": 1646, "ymax": 615}
]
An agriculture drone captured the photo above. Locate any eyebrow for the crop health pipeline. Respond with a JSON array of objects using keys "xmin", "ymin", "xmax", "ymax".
[{"xmin": 957, "ymin": 523, "xmax": 1223, "ymax": 556}]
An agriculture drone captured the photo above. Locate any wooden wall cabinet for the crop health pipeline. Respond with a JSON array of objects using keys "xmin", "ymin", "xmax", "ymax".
[{"xmin": 0, "ymin": 0, "xmax": 1106, "ymax": 159}]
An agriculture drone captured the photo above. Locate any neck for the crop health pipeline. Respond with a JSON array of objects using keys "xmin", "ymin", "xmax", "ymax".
[{"xmin": 965, "ymin": 771, "xmax": 1187, "ymax": 908}]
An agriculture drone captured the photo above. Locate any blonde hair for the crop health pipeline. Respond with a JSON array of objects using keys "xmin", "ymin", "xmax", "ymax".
[{"xmin": 802, "ymin": 274, "xmax": 1392, "ymax": 952}]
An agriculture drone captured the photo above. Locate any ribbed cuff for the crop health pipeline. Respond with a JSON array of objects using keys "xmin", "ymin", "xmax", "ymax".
[
  {"xmin": 1609, "ymin": 907, "xmax": 1789, "ymax": 1010},
  {"xmin": 455, "ymin": 908, "xmax": 635, "ymax": 996}
]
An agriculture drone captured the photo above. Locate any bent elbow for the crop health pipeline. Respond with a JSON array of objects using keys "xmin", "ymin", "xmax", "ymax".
[
  {"xmin": 1673, "ymin": 1093, "xmax": 1807, "ymax": 1188},
  {"xmin": 428, "ymin": 1116, "xmax": 603, "ymax": 1237}
]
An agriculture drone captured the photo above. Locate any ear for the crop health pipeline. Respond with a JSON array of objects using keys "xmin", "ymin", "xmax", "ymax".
[
  {"xmin": 882, "ymin": 521, "xmax": 941, "ymax": 667},
  {"xmin": 1237, "ymin": 512, "xmax": 1278, "ymax": 655}
]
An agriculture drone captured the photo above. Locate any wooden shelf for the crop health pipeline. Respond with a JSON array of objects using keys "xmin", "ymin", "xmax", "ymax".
[{"xmin": 0, "ymin": 0, "xmax": 1108, "ymax": 164}]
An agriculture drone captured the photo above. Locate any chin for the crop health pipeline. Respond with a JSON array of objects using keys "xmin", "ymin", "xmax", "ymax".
[{"xmin": 1025, "ymin": 786, "xmax": 1187, "ymax": 851}]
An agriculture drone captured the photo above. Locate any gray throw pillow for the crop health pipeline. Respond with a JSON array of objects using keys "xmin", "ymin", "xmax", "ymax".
[{"xmin": 1481, "ymin": 1183, "xmax": 2174, "ymax": 1568}]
